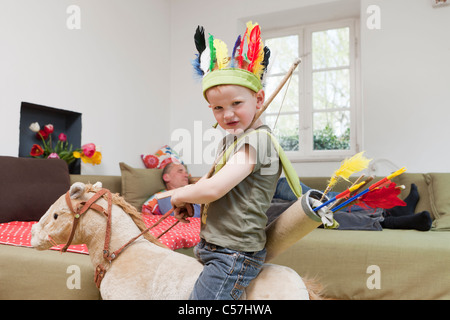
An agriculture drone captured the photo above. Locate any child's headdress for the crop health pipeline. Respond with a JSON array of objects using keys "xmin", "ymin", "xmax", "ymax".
[{"xmin": 192, "ymin": 21, "xmax": 271, "ymax": 99}]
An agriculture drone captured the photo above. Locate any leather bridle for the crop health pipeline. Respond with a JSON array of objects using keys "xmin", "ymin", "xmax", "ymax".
[
  {"xmin": 62, "ymin": 188, "xmax": 111, "ymax": 253},
  {"xmin": 62, "ymin": 188, "xmax": 177, "ymax": 288}
]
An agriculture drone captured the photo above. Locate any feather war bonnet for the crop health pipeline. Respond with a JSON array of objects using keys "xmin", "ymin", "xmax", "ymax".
[{"xmin": 192, "ymin": 22, "xmax": 271, "ymax": 98}]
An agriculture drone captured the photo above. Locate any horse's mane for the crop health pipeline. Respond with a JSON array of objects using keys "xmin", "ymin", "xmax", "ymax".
[{"xmin": 85, "ymin": 184, "xmax": 168, "ymax": 249}]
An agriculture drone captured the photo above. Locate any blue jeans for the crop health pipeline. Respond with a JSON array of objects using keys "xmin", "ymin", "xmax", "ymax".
[{"xmin": 189, "ymin": 240, "xmax": 266, "ymax": 300}]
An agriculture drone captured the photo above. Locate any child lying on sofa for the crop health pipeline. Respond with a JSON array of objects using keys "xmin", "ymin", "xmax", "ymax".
[
  {"xmin": 143, "ymin": 168, "xmax": 431, "ymax": 231},
  {"xmin": 269, "ymin": 178, "xmax": 432, "ymax": 231}
]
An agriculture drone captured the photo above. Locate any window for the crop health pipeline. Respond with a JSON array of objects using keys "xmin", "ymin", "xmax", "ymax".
[{"xmin": 263, "ymin": 19, "xmax": 360, "ymax": 161}]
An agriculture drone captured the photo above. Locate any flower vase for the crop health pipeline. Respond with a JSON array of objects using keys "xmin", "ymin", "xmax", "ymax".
[{"xmin": 68, "ymin": 158, "xmax": 81, "ymax": 174}]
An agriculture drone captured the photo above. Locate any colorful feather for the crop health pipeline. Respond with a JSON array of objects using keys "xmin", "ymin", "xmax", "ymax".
[
  {"xmin": 323, "ymin": 151, "xmax": 371, "ymax": 197},
  {"xmin": 245, "ymin": 21, "xmax": 258, "ymax": 43},
  {"xmin": 237, "ymin": 29, "xmax": 247, "ymax": 69},
  {"xmin": 191, "ymin": 55, "xmax": 203, "ymax": 78},
  {"xmin": 192, "ymin": 26, "xmax": 207, "ymax": 76},
  {"xmin": 213, "ymin": 39, "xmax": 229, "ymax": 69},
  {"xmin": 194, "ymin": 26, "xmax": 206, "ymax": 55},
  {"xmin": 353, "ymin": 181, "xmax": 406, "ymax": 210},
  {"xmin": 208, "ymin": 33, "xmax": 216, "ymax": 72},
  {"xmin": 239, "ymin": 21, "xmax": 257, "ymax": 69},
  {"xmin": 260, "ymin": 46, "xmax": 271, "ymax": 79},
  {"xmin": 331, "ymin": 167, "xmax": 407, "ymax": 212},
  {"xmin": 247, "ymin": 25, "xmax": 264, "ymax": 78},
  {"xmin": 200, "ymin": 47, "xmax": 211, "ymax": 74},
  {"xmin": 230, "ymin": 35, "xmax": 241, "ymax": 68}
]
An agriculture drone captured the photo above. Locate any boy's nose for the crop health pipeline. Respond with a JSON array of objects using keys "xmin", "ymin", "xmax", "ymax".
[{"xmin": 224, "ymin": 110, "xmax": 234, "ymax": 120}]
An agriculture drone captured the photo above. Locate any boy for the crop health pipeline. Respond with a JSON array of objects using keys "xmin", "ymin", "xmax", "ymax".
[{"xmin": 170, "ymin": 23, "xmax": 280, "ymax": 300}]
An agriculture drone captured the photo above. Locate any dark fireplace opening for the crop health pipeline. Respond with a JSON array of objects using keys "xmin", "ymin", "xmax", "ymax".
[{"xmin": 19, "ymin": 102, "xmax": 82, "ymax": 174}]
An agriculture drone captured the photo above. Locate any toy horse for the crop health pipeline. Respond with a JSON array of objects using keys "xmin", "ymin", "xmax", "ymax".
[{"xmin": 31, "ymin": 182, "xmax": 322, "ymax": 300}]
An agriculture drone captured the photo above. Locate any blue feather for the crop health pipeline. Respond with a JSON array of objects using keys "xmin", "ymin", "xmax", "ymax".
[
  {"xmin": 230, "ymin": 35, "xmax": 241, "ymax": 68},
  {"xmin": 191, "ymin": 54, "xmax": 204, "ymax": 78}
]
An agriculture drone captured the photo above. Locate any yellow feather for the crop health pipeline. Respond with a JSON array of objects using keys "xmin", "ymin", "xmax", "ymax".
[
  {"xmin": 334, "ymin": 152, "xmax": 371, "ymax": 180},
  {"xmin": 213, "ymin": 39, "xmax": 229, "ymax": 69},
  {"xmin": 325, "ymin": 152, "xmax": 371, "ymax": 192},
  {"xmin": 252, "ymin": 41, "xmax": 265, "ymax": 78}
]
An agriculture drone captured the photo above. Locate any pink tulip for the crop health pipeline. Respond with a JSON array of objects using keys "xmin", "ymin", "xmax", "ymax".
[
  {"xmin": 48, "ymin": 153, "xmax": 60, "ymax": 159},
  {"xmin": 58, "ymin": 133, "xmax": 67, "ymax": 142},
  {"xmin": 82, "ymin": 143, "xmax": 96, "ymax": 158}
]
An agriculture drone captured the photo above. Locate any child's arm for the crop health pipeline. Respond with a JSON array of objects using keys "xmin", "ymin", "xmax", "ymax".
[
  {"xmin": 171, "ymin": 144, "xmax": 256, "ymax": 208},
  {"xmin": 155, "ymin": 173, "xmax": 209, "ymax": 201}
]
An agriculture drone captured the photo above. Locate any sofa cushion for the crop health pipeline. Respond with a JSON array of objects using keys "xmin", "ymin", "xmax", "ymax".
[
  {"xmin": 270, "ymin": 228, "xmax": 450, "ymax": 299},
  {"xmin": 70, "ymin": 174, "xmax": 122, "ymax": 194},
  {"xmin": 427, "ymin": 173, "xmax": 450, "ymax": 231},
  {"xmin": 0, "ymin": 156, "xmax": 70, "ymax": 223},
  {"xmin": 393, "ymin": 172, "xmax": 450, "ymax": 231},
  {"xmin": 392, "ymin": 173, "xmax": 431, "ymax": 215},
  {"xmin": 119, "ymin": 162, "xmax": 165, "ymax": 210}
]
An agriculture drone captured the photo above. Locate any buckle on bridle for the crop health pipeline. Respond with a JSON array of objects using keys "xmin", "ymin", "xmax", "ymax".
[{"xmin": 103, "ymin": 250, "xmax": 116, "ymax": 263}]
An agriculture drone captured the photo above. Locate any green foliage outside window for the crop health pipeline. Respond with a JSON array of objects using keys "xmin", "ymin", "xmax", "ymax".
[{"xmin": 313, "ymin": 124, "xmax": 350, "ymax": 150}]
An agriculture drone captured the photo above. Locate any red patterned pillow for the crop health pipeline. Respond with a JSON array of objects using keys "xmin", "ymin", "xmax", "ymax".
[
  {"xmin": 142, "ymin": 154, "xmax": 159, "ymax": 169},
  {"xmin": 141, "ymin": 145, "xmax": 184, "ymax": 169}
]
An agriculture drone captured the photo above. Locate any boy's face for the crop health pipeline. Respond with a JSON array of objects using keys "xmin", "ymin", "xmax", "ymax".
[{"xmin": 206, "ymin": 85, "xmax": 265, "ymax": 134}]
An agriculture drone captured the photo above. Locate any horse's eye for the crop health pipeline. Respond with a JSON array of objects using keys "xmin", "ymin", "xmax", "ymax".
[{"xmin": 53, "ymin": 213, "xmax": 58, "ymax": 220}]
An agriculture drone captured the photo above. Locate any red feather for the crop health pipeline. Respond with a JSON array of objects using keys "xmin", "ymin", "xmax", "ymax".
[
  {"xmin": 354, "ymin": 181, "xmax": 406, "ymax": 209},
  {"xmin": 238, "ymin": 30, "xmax": 247, "ymax": 69},
  {"xmin": 247, "ymin": 25, "xmax": 262, "ymax": 73}
]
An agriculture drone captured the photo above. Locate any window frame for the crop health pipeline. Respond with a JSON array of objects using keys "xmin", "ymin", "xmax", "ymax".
[{"xmin": 263, "ymin": 18, "xmax": 361, "ymax": 162}]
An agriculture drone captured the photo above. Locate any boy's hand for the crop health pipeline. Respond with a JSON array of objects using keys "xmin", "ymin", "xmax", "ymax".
[
  {"xmin": 173, "ymin": 203, "xmax": 194, "ymax": 223},
  {"xmin": 171, "ymin": 188, "xmax": 194, "ymax": 223}
]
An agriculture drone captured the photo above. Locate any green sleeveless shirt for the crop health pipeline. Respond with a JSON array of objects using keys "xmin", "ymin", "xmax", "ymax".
[{"xmin": 200, "ymin": 125, "xmax": 282, "ymax": 252}]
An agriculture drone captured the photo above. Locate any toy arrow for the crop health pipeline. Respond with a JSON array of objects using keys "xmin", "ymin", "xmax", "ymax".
[
  {"xmin": 313, "ymin": 181, "xmax": 366, "ymax": 212},
  {"xmin": 330, "ymin": 167, "xmax": 407, "ymax": 212}
]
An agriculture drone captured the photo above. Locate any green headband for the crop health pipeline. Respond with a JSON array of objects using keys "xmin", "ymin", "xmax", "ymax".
[{"xmin": 202, "ymin": 68, "xmax": 263, "ymax": 100}]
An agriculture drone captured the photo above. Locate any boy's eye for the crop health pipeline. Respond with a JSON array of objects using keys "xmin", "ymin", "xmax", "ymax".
[
  {"xmin": 232, "ymin": 101, "xmax": 242, "ymax": 106},
  {"xmin": 213, "ymin": 106, "xmax": 222, "ymax": 110}
]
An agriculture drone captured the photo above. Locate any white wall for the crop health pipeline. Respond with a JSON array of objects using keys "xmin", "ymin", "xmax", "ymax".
[
  {"xmin": 0, "ymin": 0, "xmax": 171, "ymax": 175},
  {"xmin": 360, "ymin": 0, "xmax": 450, "ymax": 175}
]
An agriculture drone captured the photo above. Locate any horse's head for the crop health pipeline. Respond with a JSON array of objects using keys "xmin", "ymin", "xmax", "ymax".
[{"xmin": 31, "ymin": 182, "xmax": 100, "ymax": 250}]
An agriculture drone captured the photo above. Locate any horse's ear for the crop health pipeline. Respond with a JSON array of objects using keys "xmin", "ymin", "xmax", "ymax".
[
  {"xmin": 69, "ymin": 182, "xmax": 86, "ymax": 199},
  {"xmin": 92, "ymin": 181, "xmax": 103, "ymax": 189}
]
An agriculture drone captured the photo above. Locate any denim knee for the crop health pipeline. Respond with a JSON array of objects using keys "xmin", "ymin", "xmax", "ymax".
[{"xmin": 190, "ymin": 241, "xmax": 266, "ymax": 300}]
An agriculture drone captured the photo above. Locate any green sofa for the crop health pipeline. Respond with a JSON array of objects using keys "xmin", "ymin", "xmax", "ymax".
[
  {"xmin": 71, "ymin": 171, "xmax": 450, "ymax": 300},
  {"xmin": 1, "ymin": 157, "xmax": 449, "ymax": 299}
]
